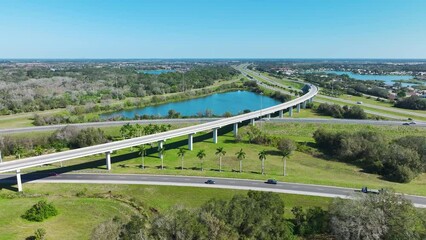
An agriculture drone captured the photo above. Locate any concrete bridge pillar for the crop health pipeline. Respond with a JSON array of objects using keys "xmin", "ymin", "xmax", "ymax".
[
  {"xmin": 158, "ymin": 140, "xmax": 164, "ymax": 158},
  {"xmin": 302, "ymin": 101, "xmax": 307, "ymax": 109},
  {"xmin": 233, "ymin": 123, "xmax": 238, "ymax": 137},
  {"xmin": 297, "ymin": 103, "xmax": 301, "ymax": 113},
  {"xmin": 289, "ymin": 107, "xmax": 293, "ymax": 117},
  {"xmin": 188, "ymin": 134, "xmax": 193, "ymax": 151},
  {"xmin": 106, "ymin": 151, "xmax": 112, "ymax": 171},
  {"xmin": 213, "ymin": 128, "xmax": 218, "ymax": 144},
  {"xmin": 250, "ymin": 119, "xmax": 255, "ymax": 126},
  {"xmin": 16, "ymin": 169, "xmax": 22, "ymax": 192},
  {"xmin": 279, "ymin": 110, "xmax": 283, "ymax": 118},
  {"xmin": 267, "ymin": 114, "xmax": 271, "ymax": 119}
]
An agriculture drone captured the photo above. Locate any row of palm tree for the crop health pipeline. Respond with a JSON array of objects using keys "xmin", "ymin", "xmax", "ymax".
[{"xmin": 135, "ymin": 145, "xmax": 293, "ymax": 175}]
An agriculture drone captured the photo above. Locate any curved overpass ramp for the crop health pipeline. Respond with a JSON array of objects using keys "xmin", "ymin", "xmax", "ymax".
[{"xmin": 0, "ymin": 84, "xmax": 318, "ymax": 191}]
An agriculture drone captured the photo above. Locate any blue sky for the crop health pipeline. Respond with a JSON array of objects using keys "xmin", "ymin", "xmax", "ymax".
[{"xmin": 0, "ymin": 0, "xmax": 425, "ymax": 58}]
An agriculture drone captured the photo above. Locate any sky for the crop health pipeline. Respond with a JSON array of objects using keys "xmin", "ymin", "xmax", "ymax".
[{"xmin": 0, "ymin": 0, "xmax": 425, "ymax": 59}]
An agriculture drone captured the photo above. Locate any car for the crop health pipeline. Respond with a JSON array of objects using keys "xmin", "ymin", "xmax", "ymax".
[
  {"xmin": 360, "ymin": 186, "xmax": 382, "ymax": 194},
  {"xmin": 356, "ymin": 101, "xmax": 363, "ymax": 104},
  {"xmin": 402, "ymin": 123, "xmax": 410, "ymax": 126},
  {"xmin": 49, "ymin": 172, "xmax": 58, "ymax": 176},
  {"xmin": 265, "ymin": 179, "xmax": 277, "ymax": 184},
  {"xmin": 205, "ymin": 179, "xmax": 215, "ymax": 184},
  {"xmin": 410, "ymin": 121, "xmax": 416, "ymax": 125}
]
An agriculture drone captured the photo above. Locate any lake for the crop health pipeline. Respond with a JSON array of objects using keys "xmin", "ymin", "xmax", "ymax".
[
  {"xmin": 101, "ymin": 91, "xmax": 281, "ymax": 119},
  {"xmin": 137, "ymin": 69, "xmax": 175, "ymax": 75},
  {"xmin": 325, "ymin": 71, "xmax": 414, "ymax": 86}
]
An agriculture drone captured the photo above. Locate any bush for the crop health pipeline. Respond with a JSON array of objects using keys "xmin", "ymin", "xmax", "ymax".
[
  {"xmin": 22, "ymin": 200, "xmax": 58, "ymax": 222},
  {"xmin": 313, "ymin": 129, "xmax": 424, "ymax": 183},
  {"xmin": 395, "ymin": 96, "xmax": 426, "ymax": 110},
  {"xmin": 316, "ymin": 103, "xmax": 367, "ymax": 119}
]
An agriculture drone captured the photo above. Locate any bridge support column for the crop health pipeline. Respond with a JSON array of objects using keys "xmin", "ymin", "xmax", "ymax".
[
  {"xmin": 279, "ymin": 110, "xmax": 283, "ymax": 118},
  {"xmin": 302, "ymin": 101, "xmax": 307, "ymax": 109},
  {"xmin": 289, "ymin": 107, "xmax": 293, "ymax": 117},
  {"xmin": 188, "ymin": 134, "xmax": 193, "ymax": 151},
  {"xmin": 297, "ymin": 103, "xmax": 301, "ymax": 113},
  {"xmin": 267, "ymin": 114, "xmax": 271, "ymax": 119},
  {"xmin": 158, "ymin": 140, "xmax": 164, "ymax": 158},
  {"xmin": 250, "ymin": 119, "xmax": 255, "ymax": 126},
  {"xmin": 213, "ymin": 128, "xmax": 218, "ymax": 144},
  {"xmin": 16, "ymin": 169, "xmax": 22, "ymax": 192},
  {"xmin": 233, "ymin": 123, "xmax": 238, "ymax": 137},
  {"xmin": 106, "ymin": 151, "xmax": 112, "ymax": 171}
]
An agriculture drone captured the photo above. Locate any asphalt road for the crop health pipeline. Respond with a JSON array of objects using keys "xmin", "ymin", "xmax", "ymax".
[
  {"xmin": 1, "ymin": 117, "xmax": 424, "ymax": 135},
  {"xmin": 1, "ymin": 173, "xmax": 425, "ymax": 207}
]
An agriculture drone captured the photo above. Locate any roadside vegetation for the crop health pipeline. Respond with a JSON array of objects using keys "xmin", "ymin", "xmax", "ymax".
[
  {"xmin": 0, "ymin": 184, "xmax": 331, "ymax": 240},
  {"xmin": 1, "ymin": 184, "xmax": 424, "ymax": 240}
]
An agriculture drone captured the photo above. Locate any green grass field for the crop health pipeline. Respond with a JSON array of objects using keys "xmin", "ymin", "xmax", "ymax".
[{"xmin": 0, "ymin": 184, "xmax": 331, "ymax": 240}]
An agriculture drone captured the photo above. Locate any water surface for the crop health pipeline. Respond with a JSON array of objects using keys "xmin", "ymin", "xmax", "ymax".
[{"xmin": 101, "ymin": 91, "xmax": 281, "ymax": 119}]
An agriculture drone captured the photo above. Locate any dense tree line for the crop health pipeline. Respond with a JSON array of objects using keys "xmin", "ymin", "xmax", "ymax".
[
  {"xmin": 316, "ymin": 103, "xmax": 367, "ymax": 119},
  {"xmin": 0, "ymin": 65, "xmax": 238, "ymax": 115},
  {"xmin": 313, "ymin": 129, "xmax": 426, "ymax": 183},
  {"xmin": 91, "ymin": 190, "xmax": 426, "ymax": 240},
  {"xmin": 0, "ymin": 123, "xmax": 172, "ymax": 158},
  {"xmin": 394, "ymin": 95, "xmax": 426, "ymax": 110}
]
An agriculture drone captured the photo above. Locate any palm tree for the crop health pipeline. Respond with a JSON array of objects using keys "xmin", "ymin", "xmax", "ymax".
[
  {"xmin": 235, "ymin": 148, "xmax": 246, "ymax": 173},
  {"xmin": 215, "ymin": 147, "xmax": 226, "ymax": 172},
  {"xmin": 197, "ymin": 150, "xmax": 206, "ymax": 171},
  {"xmin": 258, "ymin": 150, "xmax": 267, "ymax": 175},
  {"xmin": 137, "ymin": 144, "xmax": 147, "ymax": 169},
  {"xmin": 135, "ymin": 123, "xmax": 143, "ymax": 137},
  {"xmin": 14, "ymin": 146, "xmax": 24, "ymax": 159},
  {"xmin": 278, "ymin": 139, "xmax": 296, "ymax": 176},
  {"xmin": 177, "ymin": 148, "xmax": 186, "ymax": 170},
  {"xmin": 34, "ymin": 145, "xmax": 43, "ymax": 156},
  {"xmin": 159, "ymin": 146, "xmax": 165, "ymax": 170}
]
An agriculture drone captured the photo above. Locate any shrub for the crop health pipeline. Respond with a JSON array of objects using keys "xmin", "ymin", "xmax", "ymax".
[{"xmin": 22, "ymin": 200, "xmax": 58, "ymax": 222}]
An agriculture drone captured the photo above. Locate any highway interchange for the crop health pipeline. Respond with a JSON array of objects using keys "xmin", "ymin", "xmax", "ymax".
[{"xmin": 0, "ymin": 65, "xmax": 425, "ymax": 208}]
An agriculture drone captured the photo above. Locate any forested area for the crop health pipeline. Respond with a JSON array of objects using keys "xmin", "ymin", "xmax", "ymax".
[
  {"xmin": 316, "ymin": 103, "xmax": 367, "ymax": 119},
  {"xmin": 0, "ymin": 64, "xmax": 238, "ymax": 115},
  {"xmin": 313, "ymin": 129, "xmax": 426, "ymax": 183},
  {"xmin": 90, "ymin": 190, "xmax": 426, "ymax": 240}
]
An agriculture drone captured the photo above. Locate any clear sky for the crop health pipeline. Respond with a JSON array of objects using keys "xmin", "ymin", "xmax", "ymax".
[{"xmin": 0, "ymin": 0, "xmax": 425, "ymax": 59}]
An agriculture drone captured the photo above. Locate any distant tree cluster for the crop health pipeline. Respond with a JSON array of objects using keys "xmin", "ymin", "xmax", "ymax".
[
  {"xmin": 316, "ymin": 103, "xmax": 367, "ymax": 119},
  {"xmin": 313, "ymin": 129, "xmax": 426, "ymax": 183},
  {"xmin": 0, "ymin": 65, "xmax": 238, "ymax": 115},
  {"xmin": 394, "ymin": 95, "xmax": 426, "ymax": 110}
]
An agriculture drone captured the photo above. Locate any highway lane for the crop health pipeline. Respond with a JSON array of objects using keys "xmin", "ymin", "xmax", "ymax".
[
  {"xmin": 0, "ymin": 118, "xmax": 221, "ymax": 134},
  {"xmin": 1, "ymin": 118, "xmax": 424, "ymax": 135},
  {"xmin": 1, "ymin": 173, "xmax": 425, "ymax": 208}
]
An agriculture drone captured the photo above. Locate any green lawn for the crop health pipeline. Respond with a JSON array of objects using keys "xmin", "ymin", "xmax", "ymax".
[{"xmin": 0, "ymin": 184, "xmax": 331, "ymax": 240}]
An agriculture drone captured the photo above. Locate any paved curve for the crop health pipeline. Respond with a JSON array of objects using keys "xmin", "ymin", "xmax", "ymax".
[
  {"xmin": 1, "ymin": 118, "xmax": 424, "ymax": 135},
  {"xmin": 0, "ymin": 173, "xmax": 425, "ymax": 207},
  {"xmin": 0, "ymin": 84, "xmax": 318, "ymax": 173}
]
